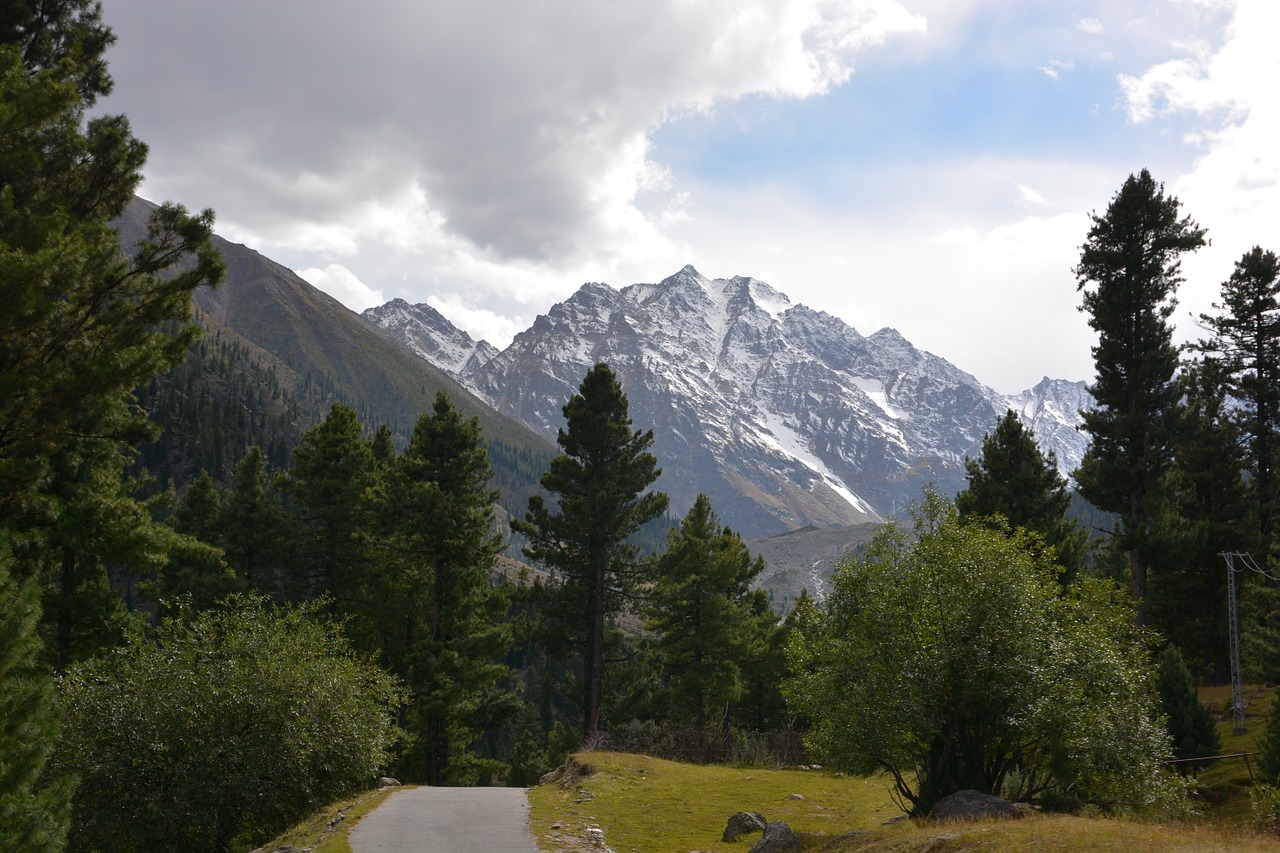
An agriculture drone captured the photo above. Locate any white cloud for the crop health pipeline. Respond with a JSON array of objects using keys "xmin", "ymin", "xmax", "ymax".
[
  {"xmin": 106, "ymin": 0, "xmax": 926, "ymax": 278},
  {"xmin": 425, "ymin": 295, "xmax": 525, "ymax": 348},
  {"xmin": 1077, "ymin": 17, "xmax": 1103, "ymax": 34},
  {"xmin": 294, "ymin": 264, "xmax": 385, "ymax": 313},
  {"xmin": 1037, "ymin": 59, "xmax": 1073, "ymax": 79},
  {"xmin": 1016, "ymin": 184, "xmax": 1050, "ymax": 208},
  {"xmin": 1117, "ymin": 0, "xmax": 1280, "ymax": 332}
]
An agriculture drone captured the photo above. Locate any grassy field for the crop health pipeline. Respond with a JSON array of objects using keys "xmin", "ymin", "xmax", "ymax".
[{"xmin": 528, "ymin": 750, "xmax": 1280, "ymax": 852}]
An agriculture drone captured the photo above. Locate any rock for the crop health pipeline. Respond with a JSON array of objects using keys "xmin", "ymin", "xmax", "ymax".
[
  {"xmin": 377, "ymin": 776, "xmax": 401, "ymax": 788},
  {"xmin": 921, "ymin": 834, "xmax": 960, "ymax": 852},
  {"xmin": 928, "ymin": 789, "xmax": 1022, "ymax": 823},
  {"xmin": 783, "ymin": 793, "xmax": 806, "ymax": 801},
  {"xmin": 748, "ymin": 821, "xmax": 801, "ymax": 853},
  {"xmin": 723, "ymin": 811, "xmax": 768, "ymax": 842}
]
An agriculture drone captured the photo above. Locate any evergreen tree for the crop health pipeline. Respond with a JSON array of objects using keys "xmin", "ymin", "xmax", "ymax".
[
  {"xmin": 1074, "ymin": 169, "xmax": 1206, "ymax": 625},
  {"xmin": 956, "ymin": 410, "xmax": 1087, "ymax": 582},
  {"xmin": 151, "ymin": 471, "xmax": 238, "ymax": 614},
  {"xmin": 1197, "ymin": 246, "xmax": 1280, "ymax": 571},
  {"xmin": 0, "ymin": 536, "xmax": 70, "ymax": 851},
  {"xmin": 646, "ymin": 494, "xmax": 766, "ymax": 755},
  {"xmin": 1148, "ymin": 360, "xmax": 1250, "ymax": 678},
  {"xmin": 0, "ymin": 1, "xmax": 223, "ymax": 521},
  {"xmin": 219, "ymin": 447, "xmax": 289, "ymax": 596},
  {"xmin": 278, "ymin": 403, "xmax": 375, "ymax": 605},
  {"xmin": 377, "ymin": 391, "xmax": 515, "ymax": 785},
  {"xmin": 513, "ymin": 363, "xmax": 668, "ymax": 738}
]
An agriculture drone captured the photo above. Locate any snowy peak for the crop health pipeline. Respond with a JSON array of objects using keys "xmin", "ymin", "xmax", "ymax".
[
  {"xmin": 362, "ymin": 298, "xmax": 498, "ymax": 379},
  {"xmin": 364, "ymin": 268, "xmax": 1090, "ymax": 538}
]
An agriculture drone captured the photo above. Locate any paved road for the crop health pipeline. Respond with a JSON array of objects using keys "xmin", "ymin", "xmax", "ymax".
[{"xmin": 349, "ymin": 786, "xmax": 540, "ymax": 853}]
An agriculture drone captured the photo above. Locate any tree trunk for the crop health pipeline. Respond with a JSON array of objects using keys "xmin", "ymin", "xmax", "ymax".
[{"xmin": 586, "ymin": 563, "xmax": 607, "ymax": 739}]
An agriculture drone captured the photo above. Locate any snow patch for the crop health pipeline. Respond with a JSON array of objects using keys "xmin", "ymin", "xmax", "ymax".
[
  {"xmin": 852, "ymin": 377, "xmax": 904, "ymax": 421},
  {"xmin": 756, "ymin": 410, "xmax": 884, "ymax": 521}
]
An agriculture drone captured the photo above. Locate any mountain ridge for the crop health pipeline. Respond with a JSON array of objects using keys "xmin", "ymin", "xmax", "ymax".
[{"xmin": 365, "ymin": 264, "xmax": 1090, "ymax": 537}]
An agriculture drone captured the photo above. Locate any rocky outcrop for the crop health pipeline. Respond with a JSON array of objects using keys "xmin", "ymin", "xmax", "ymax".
[
  {"xmin": 928, "ymin": 789, "xmax": 1022, "ymax": 823},
  {"xmin": 723, "ymin": 811, "xmax": 768, "ymax": 842},
  {"xmin": 748, "ymin": 821, "xmax": 801, "ymax": 852}
]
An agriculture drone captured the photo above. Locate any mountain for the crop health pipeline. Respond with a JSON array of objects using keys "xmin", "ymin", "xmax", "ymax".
[
  {"xmin": 363, "ymin": 299, "xmax": 499, "ymax": 382},
  {"xmin": 367, "ymin": 265, "xmax": 1090, "ymax": 538},
  {"xmin": 114, "ymin": 198, "xmax": 554, "ymax": 517}
]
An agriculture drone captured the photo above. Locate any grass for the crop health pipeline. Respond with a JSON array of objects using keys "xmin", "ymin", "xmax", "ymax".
[
  {"xmin": 1191, "ymin": 683, "xmax": 1277, "ymax": 824},
  {"xmin": 247, "ymin": 787, "xmax": 395, "ymax": 853},
  {"xmin": 529, "ymin": 751, "xmax": 1280, "ymax": 852}
]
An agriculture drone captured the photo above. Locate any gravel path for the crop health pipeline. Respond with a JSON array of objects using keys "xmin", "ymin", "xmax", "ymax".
[{"xmin": 349, "ymin": 786, "xmax": 540, "ymax": 853}]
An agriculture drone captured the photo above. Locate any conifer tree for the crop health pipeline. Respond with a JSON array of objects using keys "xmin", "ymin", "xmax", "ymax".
[
  {"xmin": 1074, "ymin": 169, "xmax": 1206, "ymax": 625},
  {"xmin": 956, "ymin": 410, "xmax": 1087, "ymax": 581},
  {"xmin": 1197, "ymin": 247, "xmax": 1280, "ymax": 571},
  {"xmin": 219, "ymin": 447, "xmax": 289, "ymax": 596},
  {"xmin": 378, "ymin": 391, "xmax": 514, "ymax": 784},
  {"xmin": 151, "ymin": 471, "xmax": 237, "ymax": 614},
  {"xmin": 646, "ymin": 494, "xmax": 765, "ymax": 754},
  {"xmin": 279, "ymin": 403, "xmax": 375, "ymax": 605},
  {"xmin": 514, "ymin": 363, "xmax": 668, "ymax": 738},
  {"xmin": 0, "ymin": 1, "xmax": 223, "ymax": 522}
]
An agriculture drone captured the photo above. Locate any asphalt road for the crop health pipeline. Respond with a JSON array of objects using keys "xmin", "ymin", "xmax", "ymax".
[{"xmin": 349, "ymin": 786, "xmax": 540, "ymax": 853}]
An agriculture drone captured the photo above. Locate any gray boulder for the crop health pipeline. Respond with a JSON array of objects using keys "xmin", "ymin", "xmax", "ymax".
[
  {"xmin": 928, "ymin": 789, "xmax": 1022, "ymax": 823},
  {"xmin": 748, "ymin": 821, "xmax": 801, "ymax": 853},
  {"xmin": 723, "ymin": 811, "xmax": 768, "ymax": 842}
]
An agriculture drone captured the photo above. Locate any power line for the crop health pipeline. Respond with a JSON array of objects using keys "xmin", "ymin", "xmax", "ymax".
[{"xmin": 1223, "ymin": 552, "xmax": 1247, "ymax": 736}]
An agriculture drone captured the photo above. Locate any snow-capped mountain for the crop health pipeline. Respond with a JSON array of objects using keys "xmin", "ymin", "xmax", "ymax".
[
  {"xmin": 366, "ymin": 266, "xmax": 1090, "ymax": 537},
  {"xmin": 363, "ymin": 298, "xmax": 499, "ymax": 381}
]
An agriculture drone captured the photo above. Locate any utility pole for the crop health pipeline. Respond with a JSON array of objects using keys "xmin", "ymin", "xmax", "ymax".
[{"xmin": 1225, "ymin": 552, "xmax": 1247, "ymax": 735}]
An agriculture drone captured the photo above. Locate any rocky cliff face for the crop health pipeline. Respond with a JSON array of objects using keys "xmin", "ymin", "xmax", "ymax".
[{"xmin": 365, "ymin": 265, "xmax": 1090, "ymax": 537}]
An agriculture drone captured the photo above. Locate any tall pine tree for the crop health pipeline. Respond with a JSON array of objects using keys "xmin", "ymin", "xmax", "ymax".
[
  {"xmin": 1197, "ymin": 246, "xmax": 1280, "ymax": 571},
  {"xmin": 377, "ymin": 391, "xmax": 515, "ymax": 785},
  {"xmin": 514, "ymin": 363, "xmax": 668, "ymax": 738},
  {"xmin": 1074, "ymin": 169, "xmax": 1206, "ymax": 625}
]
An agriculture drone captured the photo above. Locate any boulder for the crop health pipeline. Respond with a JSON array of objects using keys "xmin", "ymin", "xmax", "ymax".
[
  {"xmin": 723, "ymin": 811, "xmax": 768, "ymax": 842},
  {"xmin": 748, "ymin": 821, "xmax": 801, "ymax": 853},
  {"xmin": 377, "ymin": 777, "xmax": 401, "ymax": 788},
  {"xmin": 928, "ymin": 789, "xmax": 1022, "ymax": 823}
]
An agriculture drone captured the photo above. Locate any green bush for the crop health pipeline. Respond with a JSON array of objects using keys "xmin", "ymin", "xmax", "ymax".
[
  {"xmin": 51, "ymin": 596, "xmax": 402, "ymax": 853},
  {"xmin": 785, "ymin": 491, "xmax": 1182, "ymax": 816}
]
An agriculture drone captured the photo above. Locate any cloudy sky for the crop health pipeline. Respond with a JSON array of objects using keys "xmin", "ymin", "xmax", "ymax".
[{"xmin": 100, "ymin": 0, "xmax": 1276, "ymax": 394}]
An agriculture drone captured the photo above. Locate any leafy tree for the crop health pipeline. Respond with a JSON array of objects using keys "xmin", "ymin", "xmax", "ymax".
[
  {"xmin": 376, "ymin": 391, "xmax": 515, "ymax": 785},
  {"xmin": 514, "ymin": 363, "xmax": 668, "ymax": 738},
  {"xmin": 51, "ymin": 596, "xmax": 402, "ymax": 853},
  {"xmin": 956, "ymin": 409, "xmax": 1087, "ymax": 581},
  {"xmin": 786, "ymin": 491, "xmax": 1175, "ymax": 816},
  {"xmin": 1074, "ymin": 169, "xmax": 1206, "ymax": 625},
  {"xmin": 0, "ymin": 536, "xmax": 70, "ymax": 852},
  {"xmin": 1197, "ymin": 246, "xmax": 1280, "ymax": 571},
  {"xmin": 1155, "ymin": 646, "xmax": 1220, "ymax": 775},
  {"xmin": 0, "ymin": 1, "xmax": 223, "ymax": 522},
  {"xmin": 645, "ymin": 494, "xmax": 766, "ymax": 754}
]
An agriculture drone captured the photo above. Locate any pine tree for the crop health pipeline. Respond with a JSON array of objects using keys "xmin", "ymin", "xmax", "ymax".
[
  {"xmin": 0, "ymin": 536, "xmax": 70, "ymax": 851},
  {"xmin": 0, "ymin": 1, "xmax": 223, "ymax": 521},
  {"xmin": 1074, "ymin": 169, "xmax": 1206, "ymax": 625},
  {"xmin": 377, "ymin": 391, "xmax": 515, "ymax": 784},
  {"xmin": 646, "ymin": 494, "xmax": 765, "ymax": 755},
  {"xmin": 513, "ymin": 363, "xmax": 668, "ymax": 738},
  {"xmin": 151, "ymin": 471, "xmax": 238, "ymax": 614},
  {"xmin": 278, "ymin": 403, "xmax": 375, "ymax": 605},
  {"xmin": 219, "ymin": 447, "xmax": 289, "ymax": 596},
  {"xmin": 1197, "ymin": 246, "xmax": 1280, "ymax": 571},
  {"xmin": 956, "ymin": 410, "xmax": 1087, "ymax": 582},
  {"xmin": 1155, "ymin": 645, "xmax": 1220, "ymax": 775}
]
